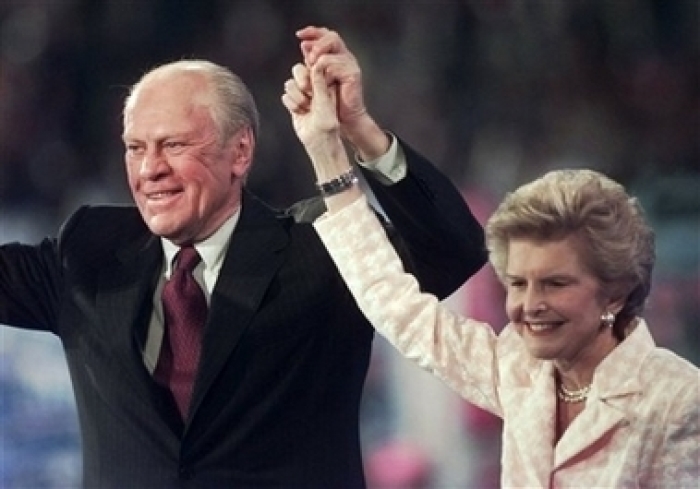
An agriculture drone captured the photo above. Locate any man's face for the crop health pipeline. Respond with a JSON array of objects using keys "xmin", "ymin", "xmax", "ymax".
[{"xmin": 122, "ymin": 72, "xmax": 251, "ymax": 245}]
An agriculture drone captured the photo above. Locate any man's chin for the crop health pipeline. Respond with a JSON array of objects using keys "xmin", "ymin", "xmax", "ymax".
[{"xmin": 143, "ymin": 215, "xmax": 185, "ymax": 241}]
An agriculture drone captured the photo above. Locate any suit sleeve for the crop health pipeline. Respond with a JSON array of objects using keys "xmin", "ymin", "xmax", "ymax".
[
  {"xmin": 359, "ymin": 137, "xmax": 486, "ymax": 299},
  {"xmin": 0, "ymin": 239, "xmax": 61, "ymax": 332},
  {"xmin": 0, "ymin": 207, "xmax": 86, "ymax": 333}
]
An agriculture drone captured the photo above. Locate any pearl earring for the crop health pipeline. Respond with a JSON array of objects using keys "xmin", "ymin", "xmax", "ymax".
[{"xmin": 601, "ymin": 311, "xmax": 615, "ymax": 328}]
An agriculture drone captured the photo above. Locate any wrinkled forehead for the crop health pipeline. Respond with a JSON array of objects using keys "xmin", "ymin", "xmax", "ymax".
[
  {"xmin": 125, "ymin": 69, "xmax": 213, "ymax": 115},
  {"xmin": 121, "ymin": 75, "xmax": 219, "ymax": 142}
]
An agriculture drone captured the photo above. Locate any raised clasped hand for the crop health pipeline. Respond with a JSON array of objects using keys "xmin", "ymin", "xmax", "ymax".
[
  {"xmin": 296, "ymin": 26, "xmax": 367, "ymax": 136},
  {"xmin": 282, "ymin": 62, "xmax": 340, "ymax": 151}
]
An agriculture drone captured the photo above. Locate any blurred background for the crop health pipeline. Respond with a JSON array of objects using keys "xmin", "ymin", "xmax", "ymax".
[{"xmin": 1, "ymin": 0, "xmax": 697, "ymax": 487}]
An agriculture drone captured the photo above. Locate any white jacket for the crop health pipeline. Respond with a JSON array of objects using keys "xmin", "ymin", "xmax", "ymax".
[{"xmin": 315, "ymin": 196, "xmax": 700, "ymax": 488}]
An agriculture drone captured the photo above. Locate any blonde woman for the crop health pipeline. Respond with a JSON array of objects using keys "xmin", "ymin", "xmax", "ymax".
[{"xmin": 283, "ymin": 54, "xmax": 700, "ymax": 487}]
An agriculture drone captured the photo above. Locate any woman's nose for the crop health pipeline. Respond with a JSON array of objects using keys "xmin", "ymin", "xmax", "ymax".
[{"xmin": 522, "ymin": 287, "xmax": 547, "ymax": 314}]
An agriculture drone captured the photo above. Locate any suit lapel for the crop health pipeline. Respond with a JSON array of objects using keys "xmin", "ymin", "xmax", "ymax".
[
  {"xmin": 93, "ymin": 193, "xmax": 292, "ymax": 433},
  {"xmin": 187, "ymin": 192, "xmax": 290, "ymax": 421},
  {"xmin": 553, "ymin": 322, "xmax": 651, "ymax": 470},
  {"xmin": 553, "ymin": 390, "xmax": 635, "ymax": 470},
  {"xmin": 96, "ymin": 232, "xmax": 163, "ymax": 404}
]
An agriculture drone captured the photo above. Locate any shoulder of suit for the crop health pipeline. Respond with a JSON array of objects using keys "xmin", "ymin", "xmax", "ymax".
[
  {"xmin": 241, "ymin": 188, "xmax": 326, "ymax": 225},
  {"xmin": 639, "ymin": 347, "xmax": 699, "ymax": 385},
  {"xmin": 64, "ymin": 204, "xmax": 144, "ymax": 231},
  {"xmin": 58, "ymin": 204, "xmax": 148, "ymax": 248},
  {"xmin": 283, "ymin": 197, "xmax": 327, "ymax": 224}
]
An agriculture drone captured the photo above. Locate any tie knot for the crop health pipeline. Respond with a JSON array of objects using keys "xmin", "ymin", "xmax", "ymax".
[{"xmin": 175, "ymin": 246, "xmax": 201, "ymax": 273}]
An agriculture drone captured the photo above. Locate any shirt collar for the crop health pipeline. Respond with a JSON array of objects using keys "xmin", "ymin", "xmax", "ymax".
[{"xmin": 161, "ymin": 206, "xmax": 242, "ymax": 276}]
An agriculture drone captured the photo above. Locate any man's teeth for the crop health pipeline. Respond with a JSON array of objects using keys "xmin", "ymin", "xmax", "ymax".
[{"xmin": 150, "ymin": 192, "xmax": 175, "ymax": 199}]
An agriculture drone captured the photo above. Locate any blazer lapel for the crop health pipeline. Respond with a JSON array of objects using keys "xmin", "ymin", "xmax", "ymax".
[
  {"xmin": 96, "ymin": 232, "xmax": 163, "ymax": 404},
  {"xmin": 187, "ymin": 192, "xmax": 290, "ymax": 421},
  {"xmin": 553, "ymin": 322, "xmax": 652, "ymax": 470},
  {"xmin": 553, "ymin": 387, "xmax": 637, "ymax": 470}
]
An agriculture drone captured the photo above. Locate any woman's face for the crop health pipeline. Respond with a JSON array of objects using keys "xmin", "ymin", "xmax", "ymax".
[{"xmin": 504, "ymin": 235, "xmax": 619, "ymax": 366}]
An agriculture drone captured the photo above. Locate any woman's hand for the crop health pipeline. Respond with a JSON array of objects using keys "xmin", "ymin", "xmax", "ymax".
[
  {"xmin": 282, "ymin": 62, "xmax": 339, "ymax": 147},
  {"xmin": 282, "ymin": 62, "xmax": 352, "ymax": 183}
]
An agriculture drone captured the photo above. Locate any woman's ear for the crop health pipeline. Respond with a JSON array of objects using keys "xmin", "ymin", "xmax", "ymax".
[{"xmin": 606, "ymin": 295, "xmax": 626, "ymax": 316}]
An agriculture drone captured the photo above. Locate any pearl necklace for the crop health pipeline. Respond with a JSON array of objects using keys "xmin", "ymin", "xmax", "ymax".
[{"xmin": 557, "ymin": 383, "xmax": 591, "ymax": 403}]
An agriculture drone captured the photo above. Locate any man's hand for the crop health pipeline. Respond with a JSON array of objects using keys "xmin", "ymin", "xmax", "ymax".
[
  {"xmin": 296, "ymin": 26, "xmax": 390, "ymax": 160},
  {"xmin": 297, "ymin": 27, "xmax": 365, "ymax": 133}
]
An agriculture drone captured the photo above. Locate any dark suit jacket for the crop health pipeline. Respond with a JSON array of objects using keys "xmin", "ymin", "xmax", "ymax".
[{"xmin": 0, "ymin": 142, "xmax": 485, "ymax": 488}]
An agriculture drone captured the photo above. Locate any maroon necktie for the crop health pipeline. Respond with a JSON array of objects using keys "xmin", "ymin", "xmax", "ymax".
[{"xmin": 154, "ymin": 245, "xmax": 207, "ymax": 419}]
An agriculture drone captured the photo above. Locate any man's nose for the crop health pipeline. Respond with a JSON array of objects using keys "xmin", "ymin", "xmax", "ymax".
[{"xmin": 139, "ymin": 149, "xmax": 167, "ymax": 178}]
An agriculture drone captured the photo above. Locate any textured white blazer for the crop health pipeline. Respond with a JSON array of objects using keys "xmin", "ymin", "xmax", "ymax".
[{"xmin": 315, "ymin": 196, "xmax": 700, "ymax": 488}]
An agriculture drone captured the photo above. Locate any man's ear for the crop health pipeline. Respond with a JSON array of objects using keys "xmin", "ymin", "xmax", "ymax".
[{"xmin": 231, "ymin": 126, "xmax": 255, "ymax": 179}]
